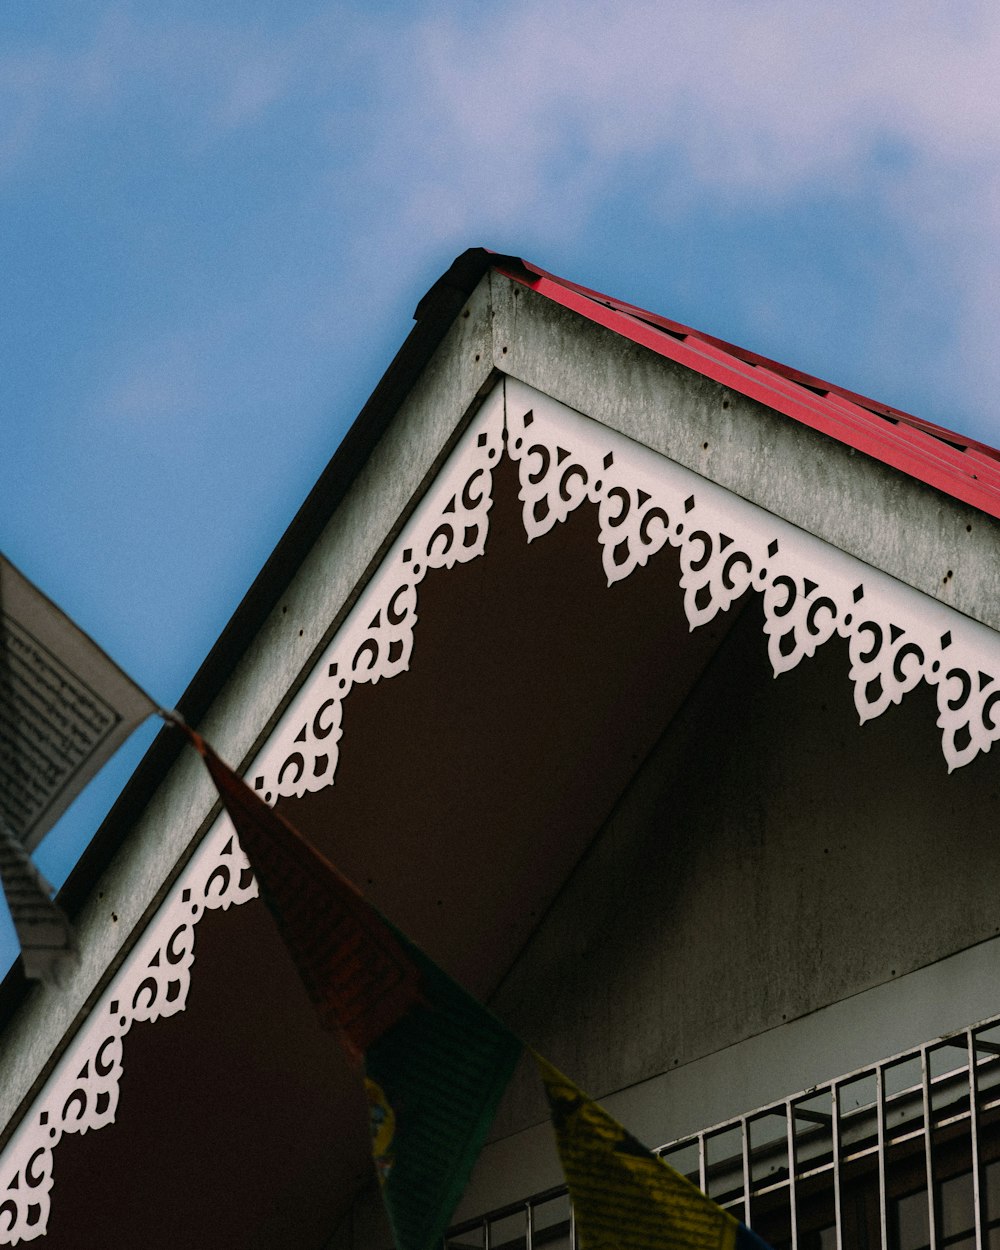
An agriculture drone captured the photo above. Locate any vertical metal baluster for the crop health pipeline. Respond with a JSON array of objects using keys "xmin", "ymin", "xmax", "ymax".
[
  {"xmin": 969, "ymin": 1030, "xmax": 984, "ymax": 1250},
  {"xmin": 922, "ymin": 1047, "xmax": 938, "ymax": 1250},
  {"xmin": 876, "ymin": 1065, "xmax": 889, "ymax": 1250},
  {"xmin": 483, "ymin": 1214, "xmax": 492, "ymax": 1250},
  {"xmin": 742, "ymin": 1117, "xmax": 752, "ymax": 1229},
  {"xmin": 525, "ymin": 1201, "xmax": 534, "ymax": 1250},
  {"xmin": 569, "ymin": 1202, "xmax": 577, "ymax": 1250},
  {"xmin": 833, "ymin": 1082, "xmax": 844, "ymax": 1250},
  {"xmin": 699, "ymin": 1133, "xmax": 707, "ymax": 1196},
  {"xmin": 786, "ymin": 1101, "xmax": 798, "ymax": 1250}
]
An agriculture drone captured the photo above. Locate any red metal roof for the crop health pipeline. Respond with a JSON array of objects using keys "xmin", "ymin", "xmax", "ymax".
[{"xmin": 493, "ymin": 256, "xmax": 1000, "ymax": 522}]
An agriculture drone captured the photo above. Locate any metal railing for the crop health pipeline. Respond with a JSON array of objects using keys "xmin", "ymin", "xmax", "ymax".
[{"xmin": 447, "ymin": 1013, "xmax": 1000, "ymax": 1250}]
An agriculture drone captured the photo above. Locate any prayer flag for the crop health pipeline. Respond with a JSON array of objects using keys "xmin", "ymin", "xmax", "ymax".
[
  {"xmin": 191, "ymin": 729, "xmax": 423, "ymax": 1050},
  {"xmin": 535, "ymin": 1054, "xmax": 771, "ymax": 1250},
  {"xmin": 0, "ymin": 553, "xmax": 155, "ymax": 852},
  {"xmin": 184, "ymin": 727, "xmax": 522, "ymax": 1250},
  {"xmin": 364, "ymin": 929, "xmax": 522, "ymax": 1250},
  {"xmin": 0, "ymin": 553, "xmax": 156, "ymax": 981},
  {"xmin": 0, "ymin": 813, "xmax": 75, "ymax": 984}
]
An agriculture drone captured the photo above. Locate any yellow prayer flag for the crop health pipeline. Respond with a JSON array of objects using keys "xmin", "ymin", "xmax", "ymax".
[{"xmin": 534, "ymin": 1054, "xmax": 769, "ymax": 1250}]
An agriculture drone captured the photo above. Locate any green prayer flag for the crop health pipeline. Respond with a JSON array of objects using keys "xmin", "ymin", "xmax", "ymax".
[{"xmin": 365, "ymin": 931, "xmax": 523, "ymax": 1250}]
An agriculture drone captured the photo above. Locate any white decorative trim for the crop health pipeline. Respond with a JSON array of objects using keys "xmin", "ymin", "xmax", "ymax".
[
  {"xmin": 504, "ymin": 377, "xmax": 1000, "ymax": 772},
  {"xmin": 0, "ymin": 817, "xmax": 256, "ymax": 1243},
  {"xmin": 249, "ymin": 384, "xmax": 505, "ymax": 804},
  {"xmin": 4, "ymin": 374, "xmax": 999, "ymax": 1242}
]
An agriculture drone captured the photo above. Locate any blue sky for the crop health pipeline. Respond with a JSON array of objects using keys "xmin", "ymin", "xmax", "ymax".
[{"xmin": 3, "ymin": 1, "xmax": 1000, "ymax": 960}]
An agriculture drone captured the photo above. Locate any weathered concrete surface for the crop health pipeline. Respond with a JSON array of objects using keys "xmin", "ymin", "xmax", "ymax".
[
  {"xmin": 486, "ymin": 600, "xmax": 1000, "ymax": 1147},
  {"xmin": 490, "ymin": 271, "xmax": 1000, "ymax": 633}
]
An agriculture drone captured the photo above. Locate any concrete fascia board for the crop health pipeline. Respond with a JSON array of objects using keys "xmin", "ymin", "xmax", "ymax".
[
  {"xmin": 0, "ymin": 277, "xmax": 496, "ymax": 1142},
  {"xmin": 490, "ymin": 270, "xmax": 1000, "ymax": 634}
]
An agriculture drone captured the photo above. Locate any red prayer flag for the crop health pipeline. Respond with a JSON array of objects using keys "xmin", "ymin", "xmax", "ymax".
[
  {"xmin": 180, "ymin": 724, "xmax": 422, "ymax": 1055},
  {"xmin": 177, "ymin": 721, "xmax": 523, "ymax": 1250}
]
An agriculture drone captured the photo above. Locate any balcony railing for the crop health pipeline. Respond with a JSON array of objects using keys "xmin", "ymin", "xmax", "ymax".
[{"xmin": 447, "ymin": 1013, "xmax": 1000, "ymax": 1250}]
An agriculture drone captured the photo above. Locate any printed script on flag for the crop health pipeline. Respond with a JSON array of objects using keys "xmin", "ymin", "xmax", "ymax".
[
  {"xmin": 0, "ymin": 553, "xmax": 155, "ymax": 853},
  {"xmin": 0, "ymin": 553, "xmax": 156, "ymax": 981}
]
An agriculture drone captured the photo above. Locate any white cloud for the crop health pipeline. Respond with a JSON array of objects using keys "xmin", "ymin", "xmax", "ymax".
[
  {"xmin": 379, "ymin": 1, "xmax": 1000, "ymax": 199},
  {"xmin": 331, "ymin": 0, "xmax": 1000, "ymax": 422},
  {"xmin": 6, "ymin": 2, "xmax": 1000, "ymax": 425}
]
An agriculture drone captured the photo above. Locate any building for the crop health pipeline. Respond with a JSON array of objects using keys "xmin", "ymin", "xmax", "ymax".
[{"xmin": 2, "ymin": 250, "xmax": 1000, "ymax": 1248}]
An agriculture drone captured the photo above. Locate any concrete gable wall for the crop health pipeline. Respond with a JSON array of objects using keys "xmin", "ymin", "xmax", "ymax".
[{"xmin": 448, "ymin": 602, "xmax": 1000, "ymax": 1224}]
